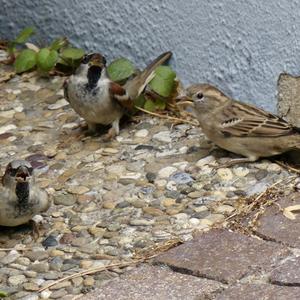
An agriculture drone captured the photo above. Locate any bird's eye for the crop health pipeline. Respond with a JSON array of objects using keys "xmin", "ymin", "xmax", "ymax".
[
  {"xmin": 81, "ymin": 55, "xmax": 90, "ymax": 64},
  {"xmin": 196, "ymin": 92, "xmax": 204, "ymax": 100}
]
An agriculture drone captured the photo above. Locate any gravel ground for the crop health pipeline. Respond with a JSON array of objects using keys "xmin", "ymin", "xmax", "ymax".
[{"xmin": 0, "ymin": 57, "xmax": 294, "ymax": 299}]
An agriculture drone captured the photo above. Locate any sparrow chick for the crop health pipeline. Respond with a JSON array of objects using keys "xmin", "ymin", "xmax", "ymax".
[
  {"xmin": 183, "ymin": 83, "xmax": 300, "ymax": 165},
  {"xmin": 64, "ymin": 51, "xmax": 172, "ymax": 139},
  {"xmin": 0, "ymin": 160, "xmax": 49, "ymax": 227}
]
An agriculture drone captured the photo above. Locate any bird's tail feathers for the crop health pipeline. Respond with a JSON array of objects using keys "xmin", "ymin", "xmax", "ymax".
[{"xmin": 126, "ymin": 51, "xmax": 172, "ymax": 99}]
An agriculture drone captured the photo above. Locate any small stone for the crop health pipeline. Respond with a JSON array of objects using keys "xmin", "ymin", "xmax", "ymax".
[
  {"xmin": 143, "ymin": 207, "xmax": 164, "ymax": 216},
  {"xmin": 131, "ymin": 199, "xmax": 146, "ymax": 208},
  {"xmin": 71, "ymin": 276, "xmax": 83, "ymax": 287},
  {"xmin": 1, "ymin": 250, "xmax": 20, "ymax": 264},
  {"xmin": 166, "ymin": 207, "xmax": 184, "ymax": 215},
  {"xmin": 155, "ymin": 179, "xmax": 167, "ymax": 188},
  {"xmin": 135, "ymin": 129, "xmax": 149, "ymax": 138},
  {"xmin": 205, "ymin": 213, "xmax": 225, "ymax": 224},
  {"xmin": 62, "ymin": 122, "xmax": 78, "ymax": 129},
  {"xmin": 199, "ymin": 219, "xmax": 214, "ymax": 226},
  {"xmin": 162, "ymin": 198, "xmax": 176, "ymax": 207},
  {"xmin": 153, "ymin": 131, "xmax": 172, "ymax": 143},
  {"xmin": 41, "ymin": 290, "xmax": 52, "ymax": 299},
  {"xmin": 42, "ymin": 235, "xmax": 58, "ymax": 248},
  {"xmin": 255, "ymin": 169, "xmax": 268, "ymax": 180},
  {"xmin": 116, "ymin": 201, "xmax": 131, "ymax": 208},
  {"xmin": 217, "ymin": 168, "xmax": 233, "ymax": 181},
  {"xmin": 16, "ymin": 257, "xmax": 30, "ymax": 266},
  {"xmin": 24, "ymin": 271, "xmax": 37, "ymax": 278},
  {"xmin": 67, "ymin": 186, "xmax": 89, "ymax": 195},
  {"xmin": 50, "ymin": 281, "xmax": 71, "ymax": 290},
  {"xmin": 80, "ymin": 260, "xmax": 93, "ymax": 269},
  {"xmin": 83, "ymin": 276, "xmax": 95, "ymax": 286},
  {"xmin": 102, "ymin": 148, "xmax": 119, "ymax": 155},
  {"xmin": 233, "ymin": 167, "xmax": 249, "ymax": 177},
  {"xmin": 215, "ymin": 205, "xmax": 235, "ymax": 214},
  {"xmin": 54, "ymin": 194, "xmax": 76, "ymax": 206},
  {"xmin": 119, "ymin": 172, "xmax": 141, "ymax": 184},
  {"xmin": 22, "ymin": 294, "xmax": 39, "ymax": 300},
  {"xmin": 50, "ymin": 249, "xmax": 65, "ymax": 257},
  {"xmin": 48, "ymin": 289, "xmax": 67, "ymax": 299},
  {"xmin": 23, "ymin": 282, "xmax": 39, "ymax": 291},
  {"xmin": 189, "ymin": 218, "xmax": 200, "ymax": 226},
  {"xmin": 196, "ymin": 155, "xmax": 216, "ymax": 168},
  {"xmin": 48, "ymin": 99, "xmax": 69, "ymax": 110},
  {"xmin": 188, "ymin": 191, "xmax": 203, "ymax": 199},
  {"xmin": 8, "ymin": 274, "xmax": 27, "ymax": 285},
  {"xmin": 267, "ymin": 163, "xmax": 282, "ymax": 172},
  {"xmin": 88, "ymin": 227, "xmax": 105, "ymax": 237},
  {"xmin": 0, "ymin": 124, "xmax": 17, "ymax": 135},
  {"xmin": 30, "ymin": 262, "xmax": 49, "ymax": 273},
  {"xmin": 103, "ymin": 200, "xmax": 116, "ymax": 209},
  {"xmin": 130, "ymin": 219, "xmax": 155, "ymax": 226},
  {"xmin": 146, "ymin": 172, "xmax": 156, "ymax": 183},
  {"xmin": 170, "ymin": 172, "xmax": 194, "ymax": 184},
  {"xmin": 158, "ymin": 166, "xmax": 177, "ymax": 179}
]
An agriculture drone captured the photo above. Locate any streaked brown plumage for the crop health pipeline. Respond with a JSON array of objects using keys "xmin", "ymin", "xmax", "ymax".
[{"xmin": 184, "ymin": 83, "xmax": 300, "ymax": 165}]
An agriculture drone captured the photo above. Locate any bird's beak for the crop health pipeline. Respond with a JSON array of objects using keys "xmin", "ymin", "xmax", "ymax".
[
  {"xmin": 89, "ymin": 55, "xmax": 105, "ymax": 68},
  {"xmin": 16, "ymin": 166, "xmax": 31, "ymax": 183},
  {"xmin": 175, "ymin": 90, "xmax": 194, "ymax": 107}
]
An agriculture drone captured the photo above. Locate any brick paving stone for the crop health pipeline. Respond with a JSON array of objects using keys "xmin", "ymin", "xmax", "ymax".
[
  {"xmin": 82, "ymin": 264, "xmax": 224, "ymax": 300},
  {"xmin": 270, "ymin": 256, "xmax": 300, "ymax": 285},
  {"xmin": 255, "ymin": 192, "xmax": 300, "ymax": 248},
  {"xmin": 215, "ymin": 283, "xmax": 300, "ymax": 300},
  {"xmin": 154, "ymin": 229, "xmax": 290, "ymax": 284}
]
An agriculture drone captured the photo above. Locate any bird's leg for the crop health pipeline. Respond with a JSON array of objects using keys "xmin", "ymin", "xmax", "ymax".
[
  {"xmin": 87, "ymin": 122, "xmax": 97, "ymax": 133},
  {"xmin": 102, "ymin": 119, "xmax": 120, "ymax": 141},
  {"xmin": 215, "ymin": 157, "xmax": 257, "ymax": 169},
  {"xmin": 29, "ymin": 220, "xmax": 40, "ymax": 241}
]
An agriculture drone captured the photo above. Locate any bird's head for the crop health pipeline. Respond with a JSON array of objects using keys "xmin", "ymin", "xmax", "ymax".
[
  {"xmin": 2, "ymin": 160, "xmax": 34, "ymax": 189},
  {"xmin": 75, "ymin": 53, "xmax": 107, "ymax": 88},
  {"xmin": 177, "ymin": 83, "xmax": 229, "ymax": 115},
  {"xmin": 81, "ymin": 53, "xmax": 107, "ymax": 69}
]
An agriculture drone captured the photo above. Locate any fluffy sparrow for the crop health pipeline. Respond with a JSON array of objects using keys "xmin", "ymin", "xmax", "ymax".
[
  {"xmin": 0, "ymin": 160, "xmax": 49, "ymax": 227},
  {"xmin": 180, "ymin": 83, "xmax": 300, "ymax": 166},
  {"xmin": 64, "ymin": 51, "xmax": 172, "ymax": 139}
]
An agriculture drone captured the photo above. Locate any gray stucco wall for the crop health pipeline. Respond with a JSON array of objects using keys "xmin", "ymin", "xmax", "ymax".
[{"xmin": 2, "ymin": 0, "xmax": 300, "ymax": 111}]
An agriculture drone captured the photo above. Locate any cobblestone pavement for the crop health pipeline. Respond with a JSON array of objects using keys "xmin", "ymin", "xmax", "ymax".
[{"xmin": 0, "ymin": 56, "xmax": 299, "ymax": 299}]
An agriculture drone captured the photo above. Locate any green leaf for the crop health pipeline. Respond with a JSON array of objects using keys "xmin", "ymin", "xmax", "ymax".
[
  {"xmin": 61, "ymin": 47, "xmax": 84, "ymax": 60},
  {"xmin": 149, "ymin": 66, "xmax": 176, "ymax": 97},
  {"xmin": 0, "ymin": 290, "xmax": 8, "ymax": 298},
  {"xmin": 50, "ymin": 37, "xmax": 68, "ymax": 51},
  {"xmin": 133, "ymin": 94, "xmax": 146, "ymax": 109},
  {"xmin": 107, "ymin": 58, "xmax": 135, "ymax": 82},
  {"xmin": 36, "ymin": 48, "xmax": 58, "ymax": 71},
  {"xmin": 14, "ymin": 27, "xmax": 35, "ymax": 44},
  {"xmin": 155, "ymin": 98, "xmax": 166, "ymax": 110},
  {"xmin": 14, "ymin": 49, "xmax": 36, "ymax": 73},
  {"xmin": 144, "ymin": 99, "xmax": 156, "ymax": 112}
]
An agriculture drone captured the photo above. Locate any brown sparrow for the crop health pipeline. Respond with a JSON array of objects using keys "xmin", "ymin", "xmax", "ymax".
[
  {"xmin": 0, "ymin": 160, "xmax": 49, "ymax": 227},
  {"xmin": 179, "ymin": 83, "xmax": 300, "ymax": 166},
  {"xmin": 64, "ymin": 51, "xmax": 172, "ymax": 139}
]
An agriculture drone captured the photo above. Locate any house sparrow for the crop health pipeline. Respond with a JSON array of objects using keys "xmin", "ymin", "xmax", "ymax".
[
  {"xmin": 179, "ymin": 83, "xmax": 300, "ymax": 166},
  {"xmin": 64, "ymin": 51, "xmax": 172, "ymax": 139},
  {"xmin": 0, "ymin": 160, "xmax": 49, "ymax": 227}
]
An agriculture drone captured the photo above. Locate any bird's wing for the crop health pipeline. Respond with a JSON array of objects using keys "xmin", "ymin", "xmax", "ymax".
[
  {"xmin": 219, "ymin": 101, "xmax": 294, "ymax": 137},
  {"xmin": 109, "ymin": 82, "xmax": 133, "ymax": 109}
]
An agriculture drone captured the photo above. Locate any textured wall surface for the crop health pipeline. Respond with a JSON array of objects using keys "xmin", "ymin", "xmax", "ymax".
[{"xmin": 2, "ymin": 0, "xmax": 300, "ymax": 111}]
